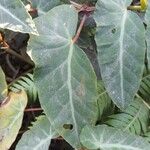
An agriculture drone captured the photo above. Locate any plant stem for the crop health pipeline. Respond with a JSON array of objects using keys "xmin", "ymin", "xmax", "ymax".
[
  {"xmin": 1, "ymin": 47, "xmax": 34, "ymax": 66},
  {"xmin": 6, "ymin": 54, "xmax": 18, "ymax": 74},
  {"xmin": 142, "ymin": 99, "xmax": 150, "ymax": 110},
  {"xmin": 72, "ymin": 14, "xmax": 87, "ymax": 43},
  {"xmin": 70, "ymin": 1, "xmax": 95, "ymax": 12},
  {"xmin": 25, "ymin": 108, "xmax": 43, "ymax": 112},
  {"xmin": 70, "ymin": 1, "xmax": 82, "ymax": 9},
  {"xmin": 136, "ymin": 94, "xmax": 150, "ymax": 110},
  {"xmin": 127, "ymin": 5, "xmax": 142, "ymax": 11}
]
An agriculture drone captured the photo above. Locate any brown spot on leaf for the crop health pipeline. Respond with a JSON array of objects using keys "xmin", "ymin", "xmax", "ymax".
[{"xmin": 75, "ymin": 77, "xmax": 85, "ymax": 97}]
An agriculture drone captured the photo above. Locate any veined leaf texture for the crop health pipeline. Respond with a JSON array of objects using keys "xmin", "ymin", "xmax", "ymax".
[
  {"xmin": 80, "ymin": 125, "xmax": 150, "ymax": 150},
  {"xmin": 94, "ymin": 0, "xmax": 145, "ymax": 109},
  {"xmin": 28, "ymin": 5, "xmax": 98, "ymax": 149}
]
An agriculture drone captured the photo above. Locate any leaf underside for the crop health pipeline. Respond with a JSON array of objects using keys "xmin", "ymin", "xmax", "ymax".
[
  {"xmin": 94, "ymin": 0, "xmax": 145, "ymax": 109},
  {"xmin": 29, "ymin": 5, "xmax": 98, "ymax": 148},
  {"xmin": 0, "ymin": 91, "xmax": 27, "ymax": 150}
]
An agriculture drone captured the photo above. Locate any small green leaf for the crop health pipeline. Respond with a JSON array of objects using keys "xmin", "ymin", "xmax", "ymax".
[
  {"xmin": 0, "ymin": 67, "xmax": 7, "ymax": 102},
  {"xmin": 28, "ymin": 5, "xmax": 98, "ymax": 148},
  {"xmin": 105, "ymin": 98, "xmax": 149, "ymax": 135},
  {"xmin": 97, "ymin": 80, "xmax": 114, "ymax": 120},
  {"xmin": 138, "ymin": 74, "xmax": 150, "ymax": 100},
  {"xmin": 80, "ymin": 125, "xmax": 150, "ymax": 150},
  {"xmin": 0, "ymin": 91, "xmax": 27, "ymax": 150},
  {"xmin": 0, "ymin": 0, "xmax": 37, "ymax": 34},
  {"xmin": 94, "ymin": 0, "xmax": 145, "ymax": 109},
  {"xmin": 16, "ymin": 115, "xmax": 58, "ymax": 150},
  {"xmin": 9, "ymin": 73, "xmax": 38, "ymax": 103}
]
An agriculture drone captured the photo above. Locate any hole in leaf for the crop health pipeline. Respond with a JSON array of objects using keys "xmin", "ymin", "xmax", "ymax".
[
  {"xmin": 63, "ymin": 124, "xmax": 73, "ymax": 130},
  {"xmin": 111, "ymin": 28, "xmax": 116, "ymax": 34}
]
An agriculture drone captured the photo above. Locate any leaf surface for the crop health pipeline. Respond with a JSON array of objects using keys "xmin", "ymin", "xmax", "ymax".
[
  {"xmin": 94, "ymin": 0, "xmax": 145, "ymax": 109},
  {"xmin": 29, "ymin": 0, "xmax": 60, "ymax": 16},
  {"xmin": 145, "ymin": 0, "xmax": 150, "ymax": 70},
  {"xmin": 16, "ymin": 115, "xmax": 58, "ymax": 150},
  {"xmin": 0, "ymin": 91, "xmax": 27, "ymax": 150},
  {"xmin": 28, "ymin": 5, "xmax": 98, "ymax": 148},
  {"xmin": 0, "ymin": 0, "xmax": 37, "ymax": 34},
  {"xmin": 0, "ymin": 67, "xmax": 7, "ymax": 102},
  {"xmin": 80, "ymin": 125, "xmax": 150, "ymax": 150}
]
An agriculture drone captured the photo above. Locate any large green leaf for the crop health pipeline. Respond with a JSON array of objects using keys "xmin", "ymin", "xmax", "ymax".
[
  {"xmin": 16, "ymin": 115, "xmax": 58, "ymax": 150},
  {"xmin": 0, "ymin": 0, "xmax": 37, "ymax": 34},
  {"xmin": 0, "ymin": 91, "xmax": 27, "ymax": 150},
  {"xmin": 80, "ymin": 125, "xmax": 150, "ymax": 150},
  {"xmin": 0, "ymin": 67, "xmax": 7, "ymax": 102},
  {"xmin": 145, "ymin": 0, "xmax": 150, "ymax": 70},
  {"xmin": 28, "ymin": 5, "xmax": 98, "ymax": 148},
  {"xmin": 145, "ymin": 0, "xmax": 150, "ymax": 24},
  {"xmin": 94, "ymin": 0, "xmax": 145, "ymax": 109}
]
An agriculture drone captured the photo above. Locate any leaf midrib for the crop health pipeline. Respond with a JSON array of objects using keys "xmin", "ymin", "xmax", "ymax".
[
  {"xmin": 119, "ymin": 9, "xmax": 127, "ymax": 106},
  {"xmin": 67, "ymin": 42, "xmax": 79, "ymax": 138}
]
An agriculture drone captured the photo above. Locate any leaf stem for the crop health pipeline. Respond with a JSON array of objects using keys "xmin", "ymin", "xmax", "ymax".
[
  {"xmin": 142, "ymin": 99, "xmax": 150, "ymax": 110},
  {"xmin": 127, "ymin": 5, "xmax": 142, "ymax": 11},
  {"xmin": 6, "ymin": 54, "xmax": 18, "ymax": 75},
  {"xmin": 72, "ymin": 14, "xmax": 87, "ymax": 43},
  {"xmin": 25, "ymin": 108, "xmax": 43, "ymax": 112},
  {"xmin": 70, "ymin": 1, "xmax": 95, "ymax": 12},
  {"xmin": 136, "ymin": 94, "xmax": 150, "ymax": 110}
]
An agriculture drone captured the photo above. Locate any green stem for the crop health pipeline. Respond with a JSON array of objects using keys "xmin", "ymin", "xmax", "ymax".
[{"xmin": 25, "ymin": 108, "xmax": 43, "ymax": 112}]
